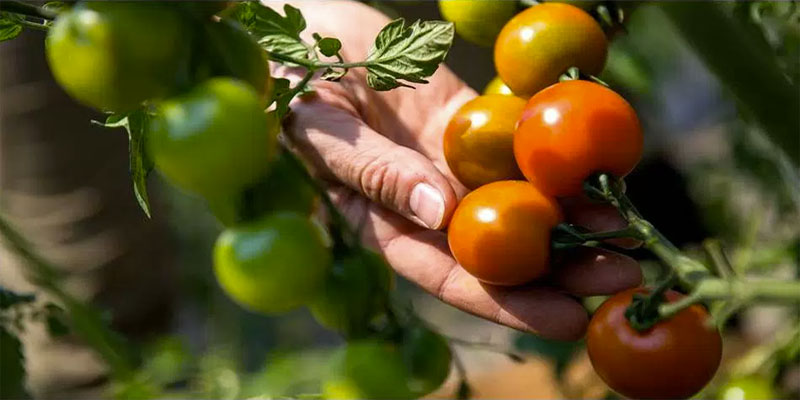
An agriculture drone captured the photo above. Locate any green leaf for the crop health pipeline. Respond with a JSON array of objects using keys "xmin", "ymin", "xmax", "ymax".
[
  {"xmin": 271, "ymin": 78, "xmax": 314, "ymax": 119},
  {"xmin": 0, "ymin": 13, "xmax": 23, "ymax": 43},
  {"xmin": 365, "ymin": 19, "xmax": 454, "ymax": 91},
  {"xmin": 317, "ymin": 37, "xmax": 342, "ymax": 57},
  {"xmin": 0, "ymin": 287, "xmax": 35, "ymax": 310},
  {"xmin": 44, "ymin": 304, "xmax": 68, "ymax": 337},
  {"xmin": 0, "ymin": 326, "xmax": 29, "ymax": 399},
  {"xmin": 95, "ymin": 111, "xmax": 153, "ymax": 218},
  {"xmin": 320, "ymin": 68, "xmax": 346, "ymax": 82},
  {"xmin": 236, "ymin": 2, "xmax": 310, "ymax": 64}
]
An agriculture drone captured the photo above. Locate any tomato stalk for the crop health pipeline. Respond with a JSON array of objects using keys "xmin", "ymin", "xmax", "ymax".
[
  {"xmin": 584, "ymin": 173, "xmax": 800, "ymax": 325},
  {"xmin": 0, "ymin": 1, "xmax": 56, "ymax": 20}
]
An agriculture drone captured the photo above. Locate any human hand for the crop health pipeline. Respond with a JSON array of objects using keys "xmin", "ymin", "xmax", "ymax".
[{"xmin": 272, "ymin": 0, "xmax": 641, "ymax": 340}]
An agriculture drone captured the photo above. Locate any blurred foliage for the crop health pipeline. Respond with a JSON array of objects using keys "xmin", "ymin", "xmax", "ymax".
[{"xmin": 515, "ymin": 334, "xmax": 582, "ymax": 378}]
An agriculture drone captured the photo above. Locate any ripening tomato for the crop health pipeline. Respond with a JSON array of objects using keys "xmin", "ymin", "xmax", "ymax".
[
  {"xmin": 213, "ymin": 212, "xmax": 331, "ymax": 314},
  {"xmin": 447, "ymin": 181, "xmax": 562, "ymax": 286},
  {"xmin": 46, "ymin": 1, "xmax": 191, "ymax": 111},
  {"xmin": 323, "ymin": 341, "xmax": 414, "ymax": 400},
  {"xmin": 482, "ymin": 76, "xmax": 515, "ymax": 96},
  {"xmin": 587, "ymin": 288, "xmax": 723, "ymax": 400},
  {"xmin": 494, "ymin": 3, "xmax": 608, "ymax": 97},
  {"xmin": 148, "ymin": 78, "xmax": 278, "ymax": 198},
  {"xmin": 514, "ymin": 80, "xmax": 643, "ymax": 197},
  {"xmin": 438, "ymin": 0, "xmax": 518, "ymax": 47},
  {"xmin": 443, "ymin": 95, "xmax": 527, "ymax": 189}
]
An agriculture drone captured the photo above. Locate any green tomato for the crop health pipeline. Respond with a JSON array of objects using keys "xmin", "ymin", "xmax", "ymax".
[
  {"xmin": 213, "ymin": 212, "xmax": 331, "ymax": 314},
  {"xmin": 309, "ymin": 248, "xmax": 392, "ymax": 336},
  {"xmin": 717, "ymin": 376, "xmax": 777, "ymax": 400},
  {"xmin": 241, "ymin": 151, "xmax": 318, "ymax": 217},
  {"xmin": 46, "ymin": 1, "xmax": 190, "ymax": 111},
  {"xmin": 482, "ymin": 76, "xmax": 515, "ymax": 96},
  {"xmin": 323, "ymin": 341, "xmax": 414, "ymax": 400},
  {"xmin": 198, "ymin": 19, "xmax": 274, "ymax": 105},
  {"xmin": 186, "ymin": 1, "xmax": 230, "ymax": 18},
  {"xmin": 438, "ymin": 0, "xmax": 518, "ymax": 47},
  {"xmin": 402, "ymin": 325, "xmax": 452, "ymax": 396},
  {"xmin": 148, "ymin": 77, "xmax": 278, "ymax": 198}
]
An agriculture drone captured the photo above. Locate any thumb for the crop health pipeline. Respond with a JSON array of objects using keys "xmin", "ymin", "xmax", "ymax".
[{"xmin": 285, "ymin": 94, "xmax": 458, "ymax": 230}]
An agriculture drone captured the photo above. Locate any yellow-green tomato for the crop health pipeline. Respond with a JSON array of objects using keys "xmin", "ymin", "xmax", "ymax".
[
  {"xmin": 402, "ymin": 325, "xmax": 452, "ymax": 396},
  {"xmin": 213, "ymin": 212, "xmax": 331, "ymax": 314},
  {"xmin": 148, "ymin": 78, "xmax": 278, "ymax": 198},
  {"xmin": 46, "ymin": 1, "xmax": 190, "ymax": 111},
  {"xmin": 494, "ymin": 3, "xmax": 608, "ymax": 97},
  {"xmin": 482, "ymin": 76, "xmax": 515, "ymax": 96},
  {"xmin": 323, "ymin": 341, "xmax": 414, "ymax": 400},
  {"xmin": 438, "ymin": 0, "xmax": 518, "ymax": 47},
  {"xmin": 717, "ymin": 376, "xmax": 777, "ymax": 400},
  {"xmin": 309, "ymin": 248, "xmax": 392, "ymax": 336}
]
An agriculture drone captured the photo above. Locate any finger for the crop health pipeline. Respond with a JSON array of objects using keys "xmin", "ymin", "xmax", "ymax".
[
  {"xmin": 561, "ymin": 196, "xmax": 642, "ymax": 249},
  {"xmin": 285, "ymin": 88, "xmax": 458, "ymax": 230},
  {"xmin": 550, "ymin": 248, "xmax": 642, "ymax": 297},
  {"xmin": 329, "ymin": 187, "xmax": 588, "ymax": 341}
]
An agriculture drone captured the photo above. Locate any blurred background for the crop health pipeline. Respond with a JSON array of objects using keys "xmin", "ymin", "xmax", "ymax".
[{"xmin": 1, "ymin": 1, "xmax": 798, "ymax": 399}]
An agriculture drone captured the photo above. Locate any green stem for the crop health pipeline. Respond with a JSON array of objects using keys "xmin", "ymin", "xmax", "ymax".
[
  {"xmin": 0, "ymin": 1, "xmax": 56, "ymax": 20},
  {"xmin": 0, "ymin": 214, "xmax": 134, "ymax": 378},
  {"xmin": 17, "ymin": 19, "xmax": 50, "ymax": 31}
]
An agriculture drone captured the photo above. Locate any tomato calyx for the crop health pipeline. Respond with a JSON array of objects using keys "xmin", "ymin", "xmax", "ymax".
[
  {"xmin": 624, "ymin": 275, "xmax": 677, "ymax": 331},
  {"xmin": 558, "ymin": 66, "xmax": 609, "ymax": 87},
  {"xmin": 550, "ymin": 223, "xmax": 641, "ymax": 250}
]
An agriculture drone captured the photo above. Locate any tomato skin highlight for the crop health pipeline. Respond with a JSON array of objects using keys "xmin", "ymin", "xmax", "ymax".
[
  {"xmin": 514, "ymin": 80, "xmax": 643, "ymax": 197},
  {"xmin": 443, "ymin": 95, "xmax": 527, "ymax": 189},
  {"xmin": 587, "ymin": 288, "xmax": 723, "ymax": 400},
  {"xmin": 482, "ymin": 76, "xmax": 515, "ymax": 96},
  {"xmin": 494, "ymin": 3, "xmax": 607, "ymax": 97},
  {"xmin": 213, "ymin": 212, "xmax": 331, "ymax": 314},
  {"xmin": 447, "ymin": 181, "xmax": 562, "ymax": 286}
]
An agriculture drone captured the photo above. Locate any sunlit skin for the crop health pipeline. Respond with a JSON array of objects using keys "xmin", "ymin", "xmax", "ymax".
[
  {"xmin": 482, "ymin": 76, "xmax": 515, "ymax": 96},
  {"xmin": 514, "ymin": 80, "xmax": 643, "ymax": 197},
  {"xmin": 447, "ymin": 181, "xmax": 562, "ymax": 286},
  {"xmin": 443, "ymin": 95, "xmax": 527, "ymax": 189},
  {"xmin": 494, "ymin": 3, "xmax": 608, "ymax": 97},
  {"xmin": 587, "ymin": 288, "xmax": 723, "ymax": 399}
]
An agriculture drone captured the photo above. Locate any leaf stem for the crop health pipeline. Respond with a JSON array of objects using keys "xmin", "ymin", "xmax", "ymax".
[{"xmin": 0, "ymin": 1, "xmax": 56, "ymax": 20}]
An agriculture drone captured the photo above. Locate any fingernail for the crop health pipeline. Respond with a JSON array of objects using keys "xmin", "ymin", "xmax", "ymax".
[{"xmin": 410, "ymin": 183, "xmax": 445, "ymax": 229}]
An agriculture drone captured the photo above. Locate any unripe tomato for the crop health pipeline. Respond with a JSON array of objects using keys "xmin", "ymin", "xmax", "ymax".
[
  {"xmin": 198, "ymin": 19, "xmax": 274, "ymax": 105},
  {"xmin": 186, "ymin": 1, "xmax": 230, "ymax": 18},
  {"xmin": 402, "ymin": 325, "xmax": 452, "ymax": 396},
  {"xmin": 494, "ymin": 3, "xmax": 607, "ymax": 97},
  {"xmin": 242, "ymin": 151, "xmax": 318, "ymax": 217},
  {"xmin": 482, "ymin": 76, "xmax": 515, "ymax": 96},
  {"xmin": 46, "ymin": 1, "xmax": 190, "ymax": 112},
  {"xmin": 587, "ymin": 288, "xmax": 722, "ymax": 400},
  {"xmin": 448, "ymin": 181, "xmax": 562, "ymax": 286},
  {"xmin": 148, "ymin": 78, "xmax": 278, "ymax": 198},
  {"xmin": 309, "ymin": 248, "xmax": 392, "ymax": 336},
  {"xmin": 514, "ymin": 80, "xmax": 642, "ymax": 197},
  {"xmin": 717, "ymin": 376, "xmax": 777, "ymax": 400},
  {"xmin": 213, "ymin": 212, "xmax": 331, "ymax": 314},
  {"xmin": 323, "ymin": 341, "xmax": 414, "ymax": 400},
  {"xmin": 443, "ymin": 95, "xmax": 527, "ymax": 189},
  {"xmin": 438, "ymin": 0, "xmax": 517, "ymax": 47}
]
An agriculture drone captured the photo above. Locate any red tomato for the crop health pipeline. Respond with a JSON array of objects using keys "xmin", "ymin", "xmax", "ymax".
[
  {"xmin": 443, "ymin": 95, "xmax": 527, "ymax": 189},
  {"xmin": 494, "ymin": 3, "xmax": 608, "ymax": 97},
  {"xmin": 514, "ymin": 80, "xmax": 643, "ymax": 197},
  {"xmin": 587, "ymin": 288, "xmax": 723, "ymax": 399},
  {"xmin": 447, "ymin": 181, "xmax": 562, "ymax": 286}
]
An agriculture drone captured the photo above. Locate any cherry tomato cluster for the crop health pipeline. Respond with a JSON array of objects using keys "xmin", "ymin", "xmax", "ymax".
[
  {"xmin": 442, "ymin": 2, "xmax": 721, "ymax": 398},
  {"xmin": 43, "ymin": 2, "xmax": 454, "ymax": 398}
]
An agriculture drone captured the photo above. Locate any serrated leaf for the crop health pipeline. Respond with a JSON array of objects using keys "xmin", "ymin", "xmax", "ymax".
[
  {"xmin": 236, "ymin": 2, "xmax": 310, "ymax": 63},
  {"xmin": 365, "ymin": 19, "xmax": 454, "ymax": 91},
  {"xmin": 96, "ymin": 111, "xmax": 153, "ymax": 218},
  {"xmin": 317, "ymin": 37, "xmax": 342, "ymax": 57},
  {"xmin": 0, "ymin": 326, "xmax": 28, "ymax": 399},
  {"xmin": 320, "ymin": 68, "xmax": 346, "ymax": 82},
  {"xmin": 0, "ymin": 13, "xmax": 23, "ymax": 43},
  {"xmin": 0, "ymin": 287, "xmax": 35, "ymax": 310}
]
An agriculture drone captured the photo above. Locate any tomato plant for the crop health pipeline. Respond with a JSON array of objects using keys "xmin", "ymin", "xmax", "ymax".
[
  {"xmin": 443, "ymin": 95, "xmax": 527, "ymax": 189},
  {"xmin": 514, "ymin": 79, "xmax": 643, "ymax": 197},
  {"xmin": 438, "ymin": 0, "xmax": 517, "ymax": 47},
  {"xmin": 46, "ymin": 1, "xmax": 190, "ymax": 111},
  {"xmin": 213, "ymin": 212, "xmax": 331, "ymax": 314},
  {"xmin": 587, "ymin": 287, "xmax": 723, "ymax": 399},
  {"xmin": 494, "ymin": 2, "xmax": 608, "ymax": 97},
  {"xmin": 147, "ymin": 77, "xmax": 278, "ymax": 199},
  {"xmin": 448, "ymin": 181, "xmax": 562, "ymax": 286}
]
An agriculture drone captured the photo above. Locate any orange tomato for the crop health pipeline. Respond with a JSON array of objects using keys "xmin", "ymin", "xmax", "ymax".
[
  {"xmin": 447, "ymin": 181, "xmax": 562, "ymax": 286},
  {"xmin": 443, "ymin": 95, "xmax": 527, "ymax": 189},
  {"xmin": 514, "ymin": 80, "xmax": 643, "ymax": 197},
  {"xmin": 587, "ymin": 288, "xmax": 722, "ymax": 399},
  {"xmin": 494, "ymin": 3, "xmax": 607, "ymax": 97}
]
